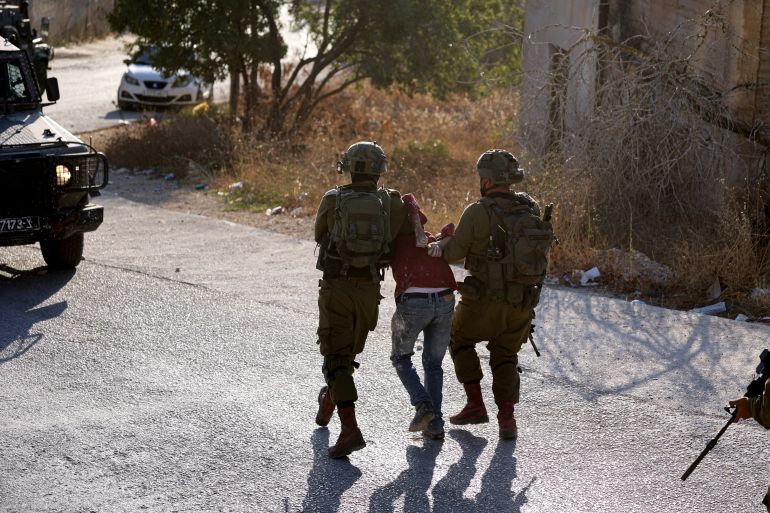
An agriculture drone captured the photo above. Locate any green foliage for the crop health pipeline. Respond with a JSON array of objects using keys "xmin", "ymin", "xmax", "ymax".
[
  {"xmin": 110, "ymin": 0, "xmax": 283, "ymax": 83},
  {"xmin": 339, "ymin": 0, "xmax": 523, "ymax": 97},
  {"xmin": 110, "ymin": 0, "xmax": 524, "ymax": 134}
]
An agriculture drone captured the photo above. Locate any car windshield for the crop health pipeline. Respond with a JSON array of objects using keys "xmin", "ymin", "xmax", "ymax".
[
  {"xmin": 132, "ymin": 48, "xmax": 158, "ymax": 66},
  {"xmin": 0, "ymin": 57, "xmax": 34, "ymax": 105}
]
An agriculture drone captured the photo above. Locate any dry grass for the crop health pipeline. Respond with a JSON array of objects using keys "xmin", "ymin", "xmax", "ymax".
[
  {"xmin": 97, "ymin": 62, "xmax": 770, "ymax": 311},
  {"xmin": 100, "ymin": 85, "xmax": 523, "ymax": 232},
  {"xmin": 517, "ymin": 8, "xmax": 770, "ymax": 307}
]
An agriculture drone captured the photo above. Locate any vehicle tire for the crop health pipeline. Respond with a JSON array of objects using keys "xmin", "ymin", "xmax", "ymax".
[
  {"xmin": 117, "ymin": 99, "xmax": 132, "ymax": 111},
  {"xmin": 41, "ymin": 233, "xmax": 84, "ymax": 269}
]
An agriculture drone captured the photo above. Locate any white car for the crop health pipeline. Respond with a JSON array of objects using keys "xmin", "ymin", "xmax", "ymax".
[{"xmin": 117, "ymin": 48, "xmax": 212, "ymax": 110}]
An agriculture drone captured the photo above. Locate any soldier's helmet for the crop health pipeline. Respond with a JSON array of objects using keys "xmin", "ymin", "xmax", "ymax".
[
  {"xmin": 337, "ymin": 141, "xmax": 388, "ymax": 176},
  {"xmin": 475, "ymin": 149, "xmax": 523, "ymax": 185}
]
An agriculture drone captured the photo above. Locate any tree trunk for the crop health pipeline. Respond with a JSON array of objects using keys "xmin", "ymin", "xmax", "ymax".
[{"xmin": 228, "ymin": 64, "xmax": 240, "ymax": 121}]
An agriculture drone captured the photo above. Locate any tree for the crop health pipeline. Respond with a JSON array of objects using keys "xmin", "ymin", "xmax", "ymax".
[{"xmin": 110, "ymin": 0, "xmax": 522, "ymax": 136}]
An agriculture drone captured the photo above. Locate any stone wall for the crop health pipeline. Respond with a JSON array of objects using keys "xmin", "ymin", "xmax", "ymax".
[{"xmin": 29, "ymin": 0, "xmax": 115, "ymax": 43}]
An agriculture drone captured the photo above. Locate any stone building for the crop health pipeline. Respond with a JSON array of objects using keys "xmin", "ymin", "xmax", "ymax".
[
  {"xmin": 29, "ymin": 0, "xmax": 114, "ymax": 42},
  {"xmin": 519, "ymin": 0, "xmax": 769, "ymax": 160}
]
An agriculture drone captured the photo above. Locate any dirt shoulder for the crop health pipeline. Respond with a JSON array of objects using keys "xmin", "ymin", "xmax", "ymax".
[{"xmin": 106, "ymin": 167, "xmax": 317, "ymax": 240}]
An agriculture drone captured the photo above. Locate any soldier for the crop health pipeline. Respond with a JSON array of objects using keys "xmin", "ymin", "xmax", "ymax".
[
  {"xmin": 429, "ymin": 149, "xmax": 553, "ymax": 439},
  {"xmin": 729, "ymin": 377, "xmax": 770, "ymax": 511},
  {"xmin": 313, "ymin": 141, "xmax": 410, "ymax": 458}
]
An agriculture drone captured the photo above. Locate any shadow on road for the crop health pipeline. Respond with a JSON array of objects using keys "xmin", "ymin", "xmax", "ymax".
[
  {"xmin": 0, "ymin": 265, "xmax": 73, "ymax": 363},
  {"xmin": 541, "ymin": 290, "xmax": 730, "ymax": 402},
  {"xmin": 432, "ymin": 429, "xmax": 531, "ymax": 512},
  {"xmin": 299, "ymin": 428, "xmax": 362, "ymax": 513},
  {"xmin": 368, "ymin": 439, "xmax": 443, "ymax": 512}
]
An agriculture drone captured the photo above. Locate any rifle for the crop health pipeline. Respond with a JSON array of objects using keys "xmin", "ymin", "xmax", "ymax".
[
  {"xmin": 681, "ymin": 348, "xmax": 770, "ymax": 481},
  {"xmin": 528, "ymin": 323, "xmax": 541, "ymax": 357}
]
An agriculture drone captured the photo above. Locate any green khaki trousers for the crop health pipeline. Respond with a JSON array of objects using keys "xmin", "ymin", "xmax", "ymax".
[
  {"xmin": 449, "ymin": 296, "xmax": 533, "ymax": 403},
  {"xmin": 317, "ymin": 278, "xmax": 380, "ymax": 404}
]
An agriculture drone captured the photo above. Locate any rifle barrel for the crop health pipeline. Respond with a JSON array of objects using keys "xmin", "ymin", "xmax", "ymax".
[{"xmin": 681, "ymin": 413, "xmax": 736, "ymax": 481}]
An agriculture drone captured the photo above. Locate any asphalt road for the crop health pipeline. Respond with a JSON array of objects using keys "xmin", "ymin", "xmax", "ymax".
[
  {"xmin": 43, "ymin": 6, "xmax": 308, "ymax": 135},
  {"xmin": 2, "ymin": 190, "xmax": 770, "ymax": 512},
  {"xmin": 42, "ymin": 36, "xmax": 232, "ymax": 134}
]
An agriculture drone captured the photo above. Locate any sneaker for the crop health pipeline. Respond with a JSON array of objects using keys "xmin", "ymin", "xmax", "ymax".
[
  {"xmin": 423, "ymin": 417, "xmax": 445, "ymax": 440},
  {"xmin": 409, "ymin": 401, "xmax": 435, "ymax": 432}
]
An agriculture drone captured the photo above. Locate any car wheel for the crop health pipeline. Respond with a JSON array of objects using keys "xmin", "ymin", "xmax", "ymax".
[
  {"xmin": 117, "ymin": 99, "xmax": 133, "ymax": 111},
  {"xmin": 41, "ymin": 233, "xmax": 84, "ymax": 269}
]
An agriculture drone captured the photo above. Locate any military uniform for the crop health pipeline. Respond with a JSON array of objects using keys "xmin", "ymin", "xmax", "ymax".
[
  {"xmin": 442, "ymin": 192, "xmax": 540, "ymax": 403},
  {"xmin": 747, "ymin": 378, "xmax": 770, "ymax": 511},
  {"xmin": 314, "ymin": 183, "xmax": 409, "ymax": 404},
  {"xmin": 313, "ymin": 141, "xmax": 412, "ymax": 458}
]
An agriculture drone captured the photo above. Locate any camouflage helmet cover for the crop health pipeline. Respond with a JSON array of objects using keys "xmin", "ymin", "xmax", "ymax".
[
  {"xmin": 337, "ymin": 141, "xmax": 388, "ymax": 176},
  {"xmin": 475, "ymin": 149, "xmax": 523, "ymax": 185}
]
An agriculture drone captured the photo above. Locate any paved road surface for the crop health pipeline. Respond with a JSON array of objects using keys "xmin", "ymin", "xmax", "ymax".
[
  {"xmin": 2, "ymin": 190, "xmax": 770, "ymax": 512},
  {"xmin": 44, "ymin": 7, "xmax": 309, "ymax": 135},
  {"xmin": 43, "ymin": 37, "xmax": 231, "ymax": 134}
]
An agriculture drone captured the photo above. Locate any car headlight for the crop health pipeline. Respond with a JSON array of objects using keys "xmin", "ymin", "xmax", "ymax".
[
  {"xmin": 55, "ymin": 164, "xmax": 72, "ymax": 186},
  {"xmin": 172, "ymin": 75, "xmax": 192, "ymax": 88},
  {"xmin": 124, "ymin": 73, "xmax": 140, "ymax": 86}
]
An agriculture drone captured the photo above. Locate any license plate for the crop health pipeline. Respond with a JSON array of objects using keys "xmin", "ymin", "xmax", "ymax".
[
  {"xmin": 0, "ymin": 216, "xmax": 39, "ymax": 232},
  {"xmin": 143, "ymin": 88, "xmax": 167, "ymax": 97}
]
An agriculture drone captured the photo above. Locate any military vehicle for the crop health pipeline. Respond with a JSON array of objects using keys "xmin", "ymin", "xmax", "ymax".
[
  {"xmin": 0, "ymin": 0, "xmax": 52, "ymax": 90},
  {"xmin": 0, "ymin": 37, "xmax": 108, "ymax": 269}
]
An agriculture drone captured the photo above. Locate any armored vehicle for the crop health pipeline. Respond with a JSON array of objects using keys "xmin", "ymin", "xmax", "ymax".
[
  {"xmin": 0, "ymin": 37, "xmax": 108, "ymax": 269},
  {"xmin": 0, "ymin": 0, "xmax": 52, "ymax": 89}
]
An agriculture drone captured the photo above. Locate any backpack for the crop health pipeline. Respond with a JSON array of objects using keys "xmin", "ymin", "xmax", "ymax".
[
  {"xmin": 330, "ymin": 186, "xmax": 392, "ymax": 279},
  {"xmin": 477, "ymin": 194, "xmax": 555, "ymax": 303}
]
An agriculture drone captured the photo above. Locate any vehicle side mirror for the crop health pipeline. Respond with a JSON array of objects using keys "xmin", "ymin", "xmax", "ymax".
[
  {"xmin": 45, "ymin": 77, "xmax": 59, "ymax": 102},
  {"xmin": 40, "ymin": 17, "xmax": 50, "ymax": 39}
]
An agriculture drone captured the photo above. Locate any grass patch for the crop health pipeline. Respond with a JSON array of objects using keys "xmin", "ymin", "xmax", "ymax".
[{"xmin": 95, "ymin": 81, "xmax": 770, "ymax": 314}]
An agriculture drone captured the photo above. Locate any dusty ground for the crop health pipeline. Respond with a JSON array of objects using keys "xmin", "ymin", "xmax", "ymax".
[{"xmin": 106, "ymin": 167, "xmax": 317, "ymax": 240}]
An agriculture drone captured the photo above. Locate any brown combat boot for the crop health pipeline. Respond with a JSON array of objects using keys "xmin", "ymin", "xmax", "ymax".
[
  {"xmin": 496, "ymin": 400, "xmax": 517, "ymax": 439},
  {"xmin": 449, "ymin": 383, "xmax": 489, "ymax": 425},
  {"xmin": 315, "ymin": 386, "xmax": 335, "ymax": 427},
  {"xmin": 328, "ymin": 406, "xmax": 366, "ymax": 458}
]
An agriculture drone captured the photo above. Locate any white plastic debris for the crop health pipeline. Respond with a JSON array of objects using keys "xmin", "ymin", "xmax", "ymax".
[
  {"xmin": 289, "ymin": 207, "xmax": 302, "ymax": 217},
  {"xmin": 266, "ymin": 206, "xmax": 284, "ymax": 216},
  {"xmin": 580, "ymin": 266, "xmax": 601, "ymax": 286},
  {"xmin": 689, "ymin": 302, "xmax": 727, "ymax": 315},
  {"xmin": 229, "ymin": 181, "xmax": 244, "ymax": 190},
  {"xmin": 163, "ymin": 173, "xmax": 175, "ymax": 181},
  {"xmin": 735, "ymin": 314, "xmax": 749, "ymax": 322}
]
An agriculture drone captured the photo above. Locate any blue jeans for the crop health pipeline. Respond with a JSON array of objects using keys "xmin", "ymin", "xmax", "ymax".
[{"xmin": 390, "ymin": 292, "xmax": 455, "ymax": 427}]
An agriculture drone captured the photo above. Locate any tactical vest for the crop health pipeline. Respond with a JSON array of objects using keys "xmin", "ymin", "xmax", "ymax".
[
  {"xmin": 466, "ymin": 193, "xmax": 555, "ymax": 304},
  {"xmin": 325, "ymin": 186, "xmax": 392, "ymax": 281}
]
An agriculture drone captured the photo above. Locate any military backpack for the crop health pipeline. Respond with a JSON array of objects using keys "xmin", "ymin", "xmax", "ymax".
[
  {"xmin": 329, "ymin": 186, "xmax": 392, "ymax": 280},
  {"xmin": 467, "ymin": 193, "xmax": 555, "ymax": 306}
]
